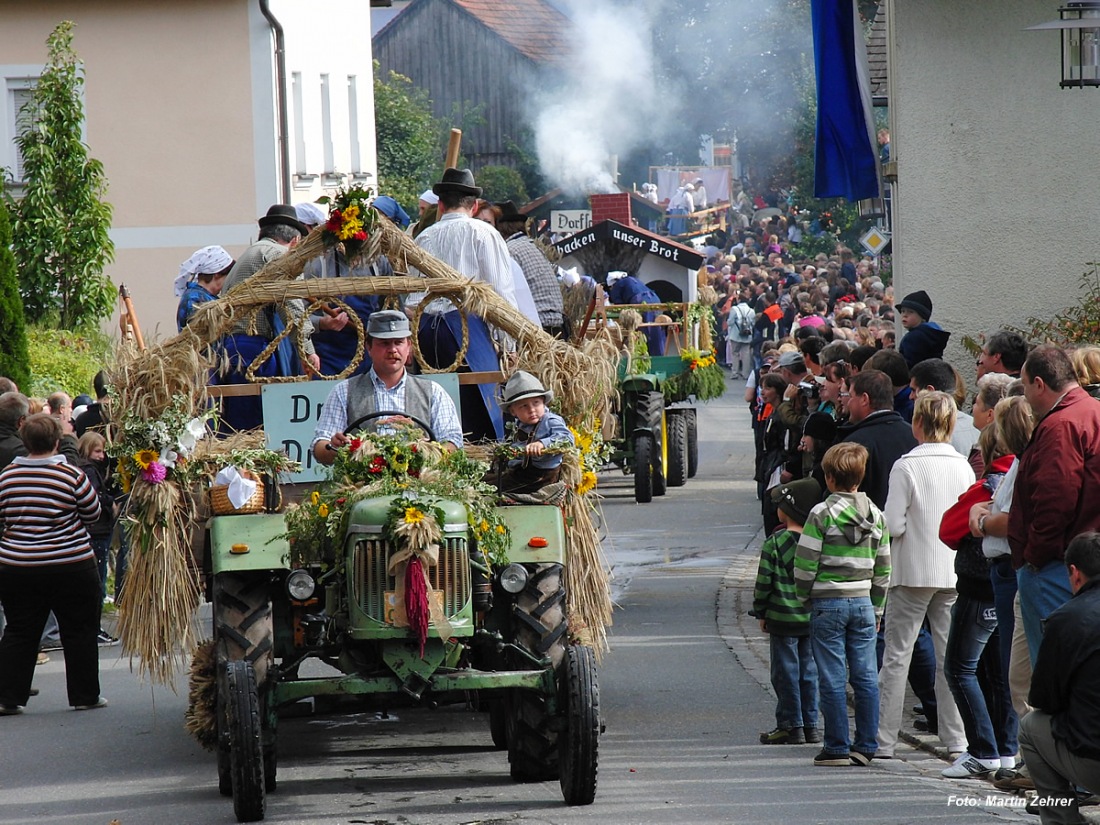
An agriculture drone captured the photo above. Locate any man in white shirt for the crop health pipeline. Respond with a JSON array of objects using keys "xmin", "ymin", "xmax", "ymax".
[{"xmin": 408, "ymin": 168, "xmax": 516, "ymax": 441}]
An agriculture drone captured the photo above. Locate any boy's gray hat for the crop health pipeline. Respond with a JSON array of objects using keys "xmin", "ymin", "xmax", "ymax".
[
  {"xmin": 366, "ymin": 310, "xmax": 411, "ymax": 339},
  {"xmin": 501, "ymin": 370, "xmax": 554, "ymax": 406}
]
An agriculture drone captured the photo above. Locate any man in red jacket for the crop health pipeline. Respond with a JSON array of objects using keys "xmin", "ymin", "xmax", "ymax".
[{"xmin": 1009, "ymin": 344, "xmax": 1100, "ymax": 665}]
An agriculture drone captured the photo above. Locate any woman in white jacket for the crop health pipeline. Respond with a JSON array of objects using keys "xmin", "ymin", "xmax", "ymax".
[{"xmin": 876, "ymin": 391, "xmax": 976, "ymax": 759}]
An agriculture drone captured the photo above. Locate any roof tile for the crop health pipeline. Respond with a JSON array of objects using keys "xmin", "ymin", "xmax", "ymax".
[{"xmin": 453, "ymin": 0, "xmax": 570, "ymax": 63}]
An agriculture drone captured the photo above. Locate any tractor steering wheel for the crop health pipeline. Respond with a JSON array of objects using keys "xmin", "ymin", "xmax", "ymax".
[{"xmin": 345, "ymin": 410, "xmax": 436, "ymax": 443}]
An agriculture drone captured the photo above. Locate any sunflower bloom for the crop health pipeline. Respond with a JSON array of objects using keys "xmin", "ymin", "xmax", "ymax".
[
  {"xmin": 134, "ymin": 449, "xmax": 159, "ymax": 470},
  {"xmin": 318, "ymin": 503, "xmax": 330, "ymax": 518},
  {"xmin": 404, "ymin": 507, "xmax": 425, "ymax": 525}
]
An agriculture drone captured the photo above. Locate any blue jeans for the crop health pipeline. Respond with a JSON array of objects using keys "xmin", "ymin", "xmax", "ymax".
[
  {"xmin": 770, "ymin": 633, "xmax": 819, "ymax": 730},
  {"xmin": 989, "ymin": 558, "xmax": 1017, "ymax": 682},
  {"xmin": 944, "ymin": 594, "xmax": 1019, "ymax": 759},
  {"xmin": 1017, "ymin": 561, "xmax": 1072, "ymax": 665},
  {"xmin": 810, "ymin": 597, "xmax": 879, "ymax": 756}
]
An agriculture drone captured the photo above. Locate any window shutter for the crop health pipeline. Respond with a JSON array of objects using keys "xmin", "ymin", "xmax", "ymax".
[{"xmin": 12, "ymin": 85, "xmax": 37, "ymax": 182}]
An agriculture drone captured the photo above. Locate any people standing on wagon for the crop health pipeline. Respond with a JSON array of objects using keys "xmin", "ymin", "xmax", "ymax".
[
  {"xmin": 408, "ymin": 168, "xmax": 517, "ymax": 442},
  {"xmin": 219, "ymin": 205, "xmax": 321, "ymax": 431},
  {"xmin": 174, "ymin": 245, "xmax": 234, "ymax": 332}
]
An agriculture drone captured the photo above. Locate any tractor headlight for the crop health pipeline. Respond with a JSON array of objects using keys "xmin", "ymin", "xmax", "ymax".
[
  {"xmin": 499, "ymin": 563, "xmax": 528, "ymax": 594},
  {"xmin": 286, "ymin": 569, "xmax": 316, "ymax": 601}
]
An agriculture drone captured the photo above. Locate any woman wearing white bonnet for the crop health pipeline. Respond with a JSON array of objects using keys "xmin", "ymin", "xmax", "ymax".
[{"xmin": 175, "ymin": 245, "xmax": 234, "ymax": 331}]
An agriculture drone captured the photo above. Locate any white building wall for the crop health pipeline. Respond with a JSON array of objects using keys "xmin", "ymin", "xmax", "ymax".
[
  {"xmin": 887, "ymin": 0, "xmax": 1100, "ymax": 376},
  {"xmin": 275, "ymin": 0, "xmax": 378, "ymax": 208}
]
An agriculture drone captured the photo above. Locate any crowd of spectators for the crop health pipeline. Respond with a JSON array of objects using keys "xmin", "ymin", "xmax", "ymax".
[{"xmin": 745, "ymin": 268, "xmax": 1100, "ymax": 821}]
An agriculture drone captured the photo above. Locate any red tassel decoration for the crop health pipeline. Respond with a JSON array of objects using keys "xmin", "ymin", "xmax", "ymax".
[{"xmin": 406, "ymin": 556, "xmax": 430, "ymax": 658}]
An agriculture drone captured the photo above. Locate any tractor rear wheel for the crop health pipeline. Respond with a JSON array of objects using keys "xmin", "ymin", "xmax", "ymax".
[
  {"xmin": 225, "ymin": 660, "xmax": 266, "ymax": 822},
  {"xmin": 489, "ymin": 698, "xmax": 509, "ymax": 750},
  {"xmin": 559, "ymin": 645, "xmax": 600, "ymax": 805},
  {"xmin": 666, "ymin": 410, "xmax": 689, "ymax": 488},
  {"xmin": 636, "ymin": 391, "xmax": 667, "ymax": 496},
  {"xmin": 213, "ymin": 572, "xmax": 274, "ymax": 687},
  {"xmin": 685, "ymin": 408, "xmax": 699, "ymax": 478},
  {"xmin": 507, "ymin": 563, "xmax": 567, "ymax": 781},
  {"xmin": 507, "ymin": 689, "xmax": 559, "ymax": 782}
]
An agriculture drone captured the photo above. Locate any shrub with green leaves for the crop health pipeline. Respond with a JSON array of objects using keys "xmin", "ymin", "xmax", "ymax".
[
  {"xmin": 26, "ymin": 325, "xmax": 111, "ymax": 399},
  {"xmin": 0, "ymin": 200, "xmax": 30, "ymax": 389}
]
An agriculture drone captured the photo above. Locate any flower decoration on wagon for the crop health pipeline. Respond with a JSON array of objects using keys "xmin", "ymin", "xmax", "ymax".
[
  {"xmin": 662, "ymin": 346, "xmax": 726, "ymax": 402},
  {"xmin": 319, "ymin": 185, "xmax": 378, "ymax": 261},
  {"xmin": 283, "ymin": 428, "xmax": 510, "ymax": 570},
  {"xmin": 569, "ymin": 419, "xmax": 611, "ymax": 496},
  {"xmin": 109, "ymin": 397, "xmax": 216, "ymax": 493}
]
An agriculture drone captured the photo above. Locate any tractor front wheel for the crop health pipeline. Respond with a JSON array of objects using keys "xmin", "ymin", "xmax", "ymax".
[
  {"xmin": 666, "ymin": 410, "xmax": 689, "ymax": 488},
  {"xmin": 224, "ymin": 660, "xmax": 266, "ymax": 822},
  {"xmin": 686, "ymin": 408, "xmax": 699, "ymax": 478},
  {"xmin": 559, "ymin": 645, "xmax": 600, "ymax": 805},
  {"xmin": 633, "ymin": 433, "xmax": 654, "ymax": 503}
]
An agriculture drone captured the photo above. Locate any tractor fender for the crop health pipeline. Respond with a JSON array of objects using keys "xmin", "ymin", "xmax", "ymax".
[
  {"xmin": 496, "ymin": 504, "xmax": 566, "ymax": 565},
  {"xmin": 209, "ymin": 514, "xmax": 291, "ymax": 574}
]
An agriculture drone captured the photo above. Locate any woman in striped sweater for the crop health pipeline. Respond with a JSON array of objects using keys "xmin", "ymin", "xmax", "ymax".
[{"xmin": 0, "ymin": 414, "xmax": 104, "ymax": 714}]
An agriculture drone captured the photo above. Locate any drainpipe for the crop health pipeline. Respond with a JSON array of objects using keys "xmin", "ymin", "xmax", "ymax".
[{"xmin": 259, "ymin": 0, "xmax": 291, "ymax": 202}]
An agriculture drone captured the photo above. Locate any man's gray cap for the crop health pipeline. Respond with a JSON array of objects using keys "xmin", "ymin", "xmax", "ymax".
[{"xmin": 367, "ymin": 310, "xmax": 411, "ymax": 339}]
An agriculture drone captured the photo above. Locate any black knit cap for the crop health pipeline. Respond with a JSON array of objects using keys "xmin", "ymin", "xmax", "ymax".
[
  {"xmin": 897, "ymin": 290, "xmax": 933, "ymax": 321},
  {"xmin": 769, "ymin": 478, "xmax": 822, "ymax": 525}
]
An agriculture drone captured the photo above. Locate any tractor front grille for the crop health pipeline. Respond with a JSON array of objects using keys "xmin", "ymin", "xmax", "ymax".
[{"xmin": 351, "ymin": 537, "xmax": 471, "ymax": 623}]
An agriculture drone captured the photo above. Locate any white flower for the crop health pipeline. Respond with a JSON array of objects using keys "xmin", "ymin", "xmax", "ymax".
[
  {"xmin": 160, "ymin": 449, "xmax": 178, "ymax": 469},
  {"xmin": 177, "ymin": 417, "xmax": 208, "ymax": 456}
]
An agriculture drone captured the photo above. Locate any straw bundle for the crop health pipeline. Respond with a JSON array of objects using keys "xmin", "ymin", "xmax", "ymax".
[
  {"xmin": 116, "ymin": 476, "xmax": 202, "ymax": 686},
  {"xmin": 184, "ymin": 639, "xmax": 218, "ymax": 749}
]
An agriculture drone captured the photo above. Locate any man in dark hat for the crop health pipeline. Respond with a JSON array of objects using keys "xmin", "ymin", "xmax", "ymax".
[
  {"xmin": 300, "ymin": 196, "xmax": 411, "ymax": 378},
  {"xmin": 311, "ymin": 310, "xmax": 462, "ymax": 462},
  {"xmin": 495, "ymin": 201, "xmax": 566, "ymax": 338},
  {"xmin": 408, "ymin": 168, "xmax": 517, "ymax": 441},
  {"xmin": 220, "ymin": 205, "xmax": 319, "ymax": 431}
]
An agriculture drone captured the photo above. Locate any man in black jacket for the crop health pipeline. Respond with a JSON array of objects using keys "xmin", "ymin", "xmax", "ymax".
[
  {"xmin": 835, "ymin": 369, "xmax": 917, "ymax": 509},
  {"xmin": 1018, "ymin": 531, "xmax": 1100, "ymax": 824}
]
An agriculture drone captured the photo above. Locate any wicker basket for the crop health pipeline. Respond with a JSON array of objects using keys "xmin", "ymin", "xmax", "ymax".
[{"xmin": 210, "ymin": 477, "xmax": 266, "ymax": 515}]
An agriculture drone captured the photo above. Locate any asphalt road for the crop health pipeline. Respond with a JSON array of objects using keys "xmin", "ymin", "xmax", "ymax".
[{"xmin": 0, "ymin": 375, "xmax": 1038, "ymax": 825}]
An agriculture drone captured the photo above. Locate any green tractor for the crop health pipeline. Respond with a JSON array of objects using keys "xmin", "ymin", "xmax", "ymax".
[
  {"xmin": 200, "ymin": 429, "xmax": 601, "ymax": 822},
  {"xmin": 614, "ymin": 356, "xmax": 700, "ymax": 504}
]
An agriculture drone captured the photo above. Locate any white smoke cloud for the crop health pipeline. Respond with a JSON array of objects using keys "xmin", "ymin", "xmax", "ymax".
[{"xmin": 532, "ymin": 1, "xmax": 668, "ymax": 195}]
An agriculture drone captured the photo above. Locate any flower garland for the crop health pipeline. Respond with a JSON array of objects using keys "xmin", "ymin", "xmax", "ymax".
[
  {"xmin": 662, "ymin": 346, "xmax": 726, "ymax": 402},
  {"xmin": 382, "ymin": 495, "xmax": 449, "ymax": 657},
  {"xmin": 284, "ymin": 428, "xmax": 510, "ymax": 568},
  {"xmin": 320, "ymin": 185, "xmax": 376, "ymax": 261}
]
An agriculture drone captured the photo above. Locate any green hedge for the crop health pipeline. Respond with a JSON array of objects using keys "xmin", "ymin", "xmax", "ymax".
[{"xmin": 27, "ymin": 326, "xmax": 111, "ymax": 400}]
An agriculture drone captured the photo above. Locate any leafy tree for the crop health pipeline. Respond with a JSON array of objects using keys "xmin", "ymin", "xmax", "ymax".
[
  {"xmin": 0, "ymin": 200, "xmax": 30, "ymax": 390},
  {"xmin": 374, "ymin": 62, "xmax": 444, "ymax": 209},
  {"xmin": 474, "ymin": 165, "xmax": 529, "ymax": 204},
  {"xmin": 4, "ymin": 21, "xmax": 114, "ymax": 329}
]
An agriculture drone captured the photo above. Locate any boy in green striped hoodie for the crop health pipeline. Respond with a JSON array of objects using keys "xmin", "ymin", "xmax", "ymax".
[
  {"xmin": 755, "ymin": 478, "xmax": 823, "ymax": 745},
  {"xmin": 795, "ymin": 442, "xmax": 891, "ymax": 768}
]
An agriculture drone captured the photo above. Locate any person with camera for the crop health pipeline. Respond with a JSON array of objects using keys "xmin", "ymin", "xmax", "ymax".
[{"xmin": 775, "ymin": 352, "xmax": 820, "ymax": 469}]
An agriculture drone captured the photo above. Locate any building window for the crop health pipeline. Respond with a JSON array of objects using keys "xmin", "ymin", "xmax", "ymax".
[{"xmin": 3, "ymin": 74, "xmax": 40, "ymax": 186}]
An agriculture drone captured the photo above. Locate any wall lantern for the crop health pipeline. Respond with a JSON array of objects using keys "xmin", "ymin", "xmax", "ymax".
[{"xmin": 1028, "ymin": 2, "xmax": 1100, "ymax": 88}]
